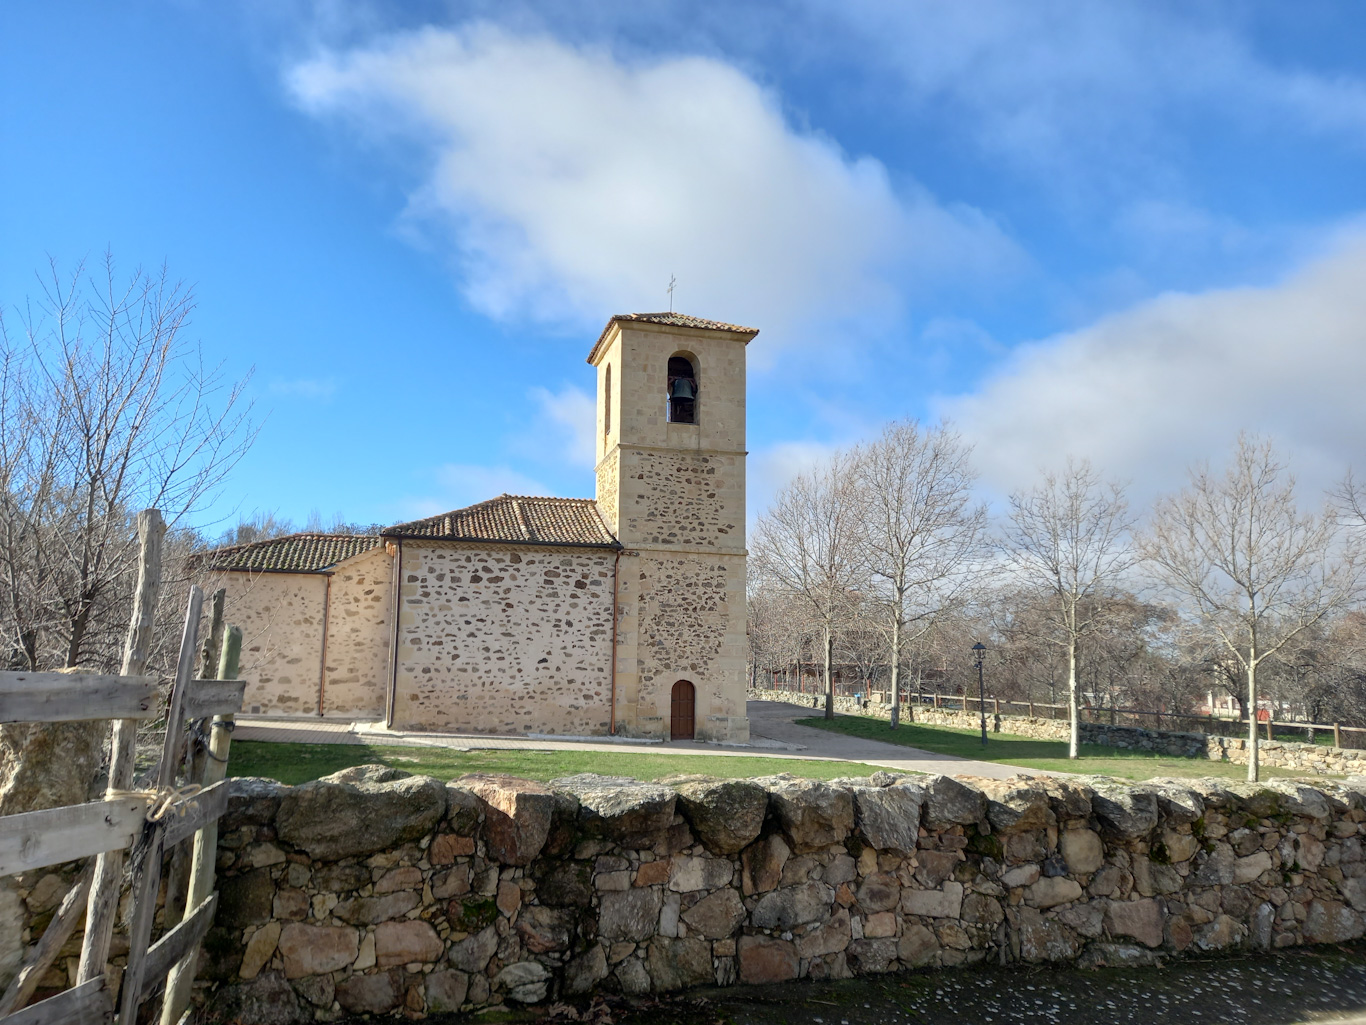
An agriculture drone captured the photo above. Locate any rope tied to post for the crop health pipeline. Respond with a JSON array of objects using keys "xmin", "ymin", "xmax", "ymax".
[{"xmin": 106, "ymin": 784, "xmax": 204, "ymax": 821}]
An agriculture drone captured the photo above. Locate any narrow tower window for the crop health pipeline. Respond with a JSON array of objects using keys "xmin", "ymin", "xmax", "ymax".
[
  {"xmin": 667, "ymin": 355, "xmax": 697, "ymax": 424},
  {"xmin": 604, "ymin": 365, "xmax": 612, "ymax": 435}
]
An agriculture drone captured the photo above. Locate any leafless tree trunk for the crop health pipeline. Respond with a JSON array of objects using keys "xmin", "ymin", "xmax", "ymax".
[
  {"xmin": 1142, "ymin": 434, "xmax": 1363, "ymax": 781},
  {"xmin": 853, "ymin": 420, "xmax": 986, "ymax": 728},
  {"xmin": 1003, "ymin": 459, "xmax": 1135, "ymax": 758},
  {"xmin": 752, "ymin": 453, "xmax": 865, "ymax": 719},
  {"xmin": 0, "ymin": 254, "xmax": 255, "ymax": 672}
]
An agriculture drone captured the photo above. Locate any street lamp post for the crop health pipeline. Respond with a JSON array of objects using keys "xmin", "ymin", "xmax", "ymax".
[{"xmin": 973, "ymin": 642, "xmax": 987, "ymax": 747}]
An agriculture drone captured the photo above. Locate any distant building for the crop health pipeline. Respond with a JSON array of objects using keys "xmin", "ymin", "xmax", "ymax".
[{"xmin": 203, "ymin": 313, "xmax": 754, "ymax": 743}]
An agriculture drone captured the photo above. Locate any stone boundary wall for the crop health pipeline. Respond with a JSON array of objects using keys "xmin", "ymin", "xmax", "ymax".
[
  {"xmin": 99, "ymin": 764, "xmax": 1366, "ymax": 1020},
  {"xmin": 747, "ymin": 688, "xmax": 1366, "ymax": 775}
]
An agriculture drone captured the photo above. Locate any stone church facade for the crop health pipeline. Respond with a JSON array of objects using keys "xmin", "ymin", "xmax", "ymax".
[{"xmin": 203, "ymin": 313, "xmax": 754, "ymax": 743}]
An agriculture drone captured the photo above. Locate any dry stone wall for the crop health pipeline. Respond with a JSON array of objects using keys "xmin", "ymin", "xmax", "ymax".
[
  {"xmin": 747, "ymin": 689, "xmax": 1365, "ymax": 773},
  {"xmin": 176, "ymin": 765, "xmax": 1366, "ymax": 1021},
  {"xmin": 391, "ymin": 542, "xmax": 615, "ymax": 735}
]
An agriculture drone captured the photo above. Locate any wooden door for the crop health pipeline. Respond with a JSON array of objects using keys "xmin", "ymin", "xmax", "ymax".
[{"xmin": 670, "ymin": 680, "xmax": 695, "ymax": 740}]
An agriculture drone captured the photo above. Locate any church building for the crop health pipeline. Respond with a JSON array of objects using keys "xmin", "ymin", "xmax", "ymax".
[{"xmin": 203, "ymin": 313, "xmax": 754, "ymax": 744}]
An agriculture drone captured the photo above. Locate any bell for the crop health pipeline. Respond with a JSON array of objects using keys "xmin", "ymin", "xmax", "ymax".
[{"xmin": 669, "ymin": 378, "xmax": 697, "ymax": 401}]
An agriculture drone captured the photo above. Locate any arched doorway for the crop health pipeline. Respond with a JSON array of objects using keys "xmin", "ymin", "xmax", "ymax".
[{"xmin": 670, "ymin": 680, "xmax": 695, "ymax": 740}]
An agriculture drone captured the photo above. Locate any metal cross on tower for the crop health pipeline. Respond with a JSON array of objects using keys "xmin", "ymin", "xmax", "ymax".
[{"xmin": 667, "ymin": 274, "xmax": 677, "ymax": 312}]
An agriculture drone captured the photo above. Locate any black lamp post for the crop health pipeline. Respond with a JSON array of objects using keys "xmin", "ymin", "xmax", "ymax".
[{"xmin": 973, "ymin": 641, "xmax": 987, "ymax": 747}]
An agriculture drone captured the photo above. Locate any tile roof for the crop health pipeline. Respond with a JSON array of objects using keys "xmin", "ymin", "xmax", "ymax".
[
  {"xmin": 203, "ymin": 533, "xmax": 383, "ymax": 573},
  {"xmin": 383, "ymin": 495, "xmax": 620, "ymax": 548},
  {"xmin": 587, "ymin": 311, "xmax": 759, "ymax": 364}
]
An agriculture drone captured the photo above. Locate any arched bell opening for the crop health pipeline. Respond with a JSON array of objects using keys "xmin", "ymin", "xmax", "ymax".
[{"xmin": 666, "ymin": 355, "xmax": 698, "ymax": 424}]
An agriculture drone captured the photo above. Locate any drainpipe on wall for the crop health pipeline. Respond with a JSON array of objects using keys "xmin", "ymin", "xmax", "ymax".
[
  {"xmin": 317, "ymin": 573, "xmax": 332, "ymax": 717},
  {"xmin": 385, "ymin": 539, "xmax": 402, "ymax": 729},
  {"xmin": 610, "ymin": 548, "xmax": 621, "ymax": 735}
]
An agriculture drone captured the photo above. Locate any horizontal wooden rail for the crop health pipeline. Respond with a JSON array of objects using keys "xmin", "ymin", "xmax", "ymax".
[
  {"xmin": 138, "ymin": 894, "xmax": 218, "ymax": 1003},
  {"xmin": 1, "ymin": 976, "xmax": 112, "ymax": 1025},
  {"xmin": 163, "ymin": 781, "xmax": 230, "ymax": 848},
  {"xmin": 182, "ymin": 679, "xmax": 246, "ymax": 720},
  {"xmin": 0, "ymin": 798, "xmax": 150, "ymax": 876},
  {"xmin": 0, "ymin": 671, "xmax": 157, "ymax": 723}
]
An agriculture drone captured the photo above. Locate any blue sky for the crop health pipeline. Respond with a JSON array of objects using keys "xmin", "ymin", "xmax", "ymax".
[{"xmin": 4, "ymin": 1, "xmax": 1366, "ymax": 532}]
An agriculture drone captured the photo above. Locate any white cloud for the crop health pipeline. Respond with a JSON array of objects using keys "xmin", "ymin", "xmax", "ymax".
[
  {"xmin": 398, "ymin": 462, "xmax": 554, "ymax": 519},
  {"xmin": 286, "ymin": 23, "xmax": 1019, "ymax": 347},
  {"xmin": 833, "ymin": 2, "xmax": 1366, "ymax": 197},
  {"xmin": 527, "ymin": 385, "xmax": 596, "ymax": 468},
  {"xmin": 748, "ymin": 439, "xmax": 846, "ymax": 524},
  {"xmin": 938, "ymin": 232, "xmax": 1366, "ymax": 505}
]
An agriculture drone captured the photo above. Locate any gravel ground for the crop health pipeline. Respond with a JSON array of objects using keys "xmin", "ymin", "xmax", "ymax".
[{"xmin": 600, "ymin": 945, "xmax": 1366, "ymax": 1025}]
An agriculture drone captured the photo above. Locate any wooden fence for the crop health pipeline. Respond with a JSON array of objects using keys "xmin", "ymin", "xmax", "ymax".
[{"xmin": 0, "ymin": 510, "xmax": 245, "ymax": 1025}]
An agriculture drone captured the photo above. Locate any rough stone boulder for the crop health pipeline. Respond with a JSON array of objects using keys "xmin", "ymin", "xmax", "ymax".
[
  {"xmin": 553, "ymin": 774, "xmax": 675, "ymax": 848},
  {"xmin": 459, "ymin": 774, "xmax": 566, "ymax": 865},
  {"xmin": 750, "ymin": 880, "xmax": 834, "ymax": 930},
  {"xmin": 977, "ymin": 778, "xmax": 1054, "ymax": 834},
  {"xmin": 223, "ymin": 777, "xmax": 287, "ymax": 832},
  {"xmin": 1146, "ymin": 780, "xmax": 1205, "ymax": 825},
  {"xmin": 275, "ymin": 768, "xmax": 445, "ymax": 861},
  {"xmin": 1090, "ymin": 783, "xmax": 1159, "ymax": 838},
  {"xmin": 851, "ymin": 783, "xmax": 922, "ymax": 853},
  {"xmin": 1265, "ymin": 780, "xmax": 1332, "ymax": 823},
  {"xmin": 647, "ymin": 937, "xmax": 714, "ymax": 991},
  {"xmin": 1013, "ymin": 907, "xmax": 1083, "ymax": 962},
  {"xmin": 757, "ymin": 776, "xmax": 854, "ymax": 851},
  {"xmin": 495, "ymin": 961, "xmax": 550, "ymax": 1003},
  {"xmin": 1223, "ymin": 782, "xmax": 1283, "ymax": 819},
  {"xmin": 444, "ymin": 780, "xmax": 484, "ymax": 834},
  {"xmin": 207, "ymin": 970, "xmax": 309, "ymax": 1025},
  {"xmin": 921, "ymin": 775, "xmax": 986, "ymax": 828},
  {"xmin": 0, "ymin": 719, "xmax": 104, "ymax": 816},
  {"xmin": 1037, "ymin": 778, "xmax": 1095, "ymax": 822},
  {"xmin": 662, "ymin": 775, "xmax": 768, "ymax": 854}
]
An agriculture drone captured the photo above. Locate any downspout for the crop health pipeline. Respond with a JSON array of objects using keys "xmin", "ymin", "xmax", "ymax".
[
  {"xmin": 385, "ymin": 538, "xmax": 403, "ymax": 729},
  {"xmin": 317, "ymin": 573, "xmax": 332, "ymax": 717},
  {"xmin": 609, "ymin": 548, "xmax": 621, "ymax": 735}
]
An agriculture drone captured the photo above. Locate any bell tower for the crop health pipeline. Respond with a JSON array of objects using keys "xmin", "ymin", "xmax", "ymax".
[{"xmin": 588, "ymin": 313, "xmax": 756, "ymax": 743}]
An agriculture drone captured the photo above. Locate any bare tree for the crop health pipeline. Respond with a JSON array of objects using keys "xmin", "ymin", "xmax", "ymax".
[
  {"xmin": 0, "ymin": 254, "xmax": 255, "ymax": 672},
  {"xmin": 1003, "ymin": 459, "xmax": 1135, "ymax": 758},
  {"xmin": 1142, "ymin": 434, "xmax": 1363, "ymax": 780},
  {"xmin": 752, "ymin": 452, "xmax": 865, "ymax": 718},
  {"xmin": 854, "ymin": 420, "xmax": 987, "ymax": 728}
]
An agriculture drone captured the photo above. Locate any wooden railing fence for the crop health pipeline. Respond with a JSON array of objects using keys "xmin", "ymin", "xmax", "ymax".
[{"xmin": 0, "ymin": 509, "xmax": 245, "ymax": 1025}]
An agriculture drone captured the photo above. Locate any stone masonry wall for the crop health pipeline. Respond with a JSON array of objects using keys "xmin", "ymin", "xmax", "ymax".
[
  {"xmin": 321, "ymin": 546, "xmax": 392, "ymax": 718},
  {"xmin": 748, "ymin": 689, "xmax": 1366, "ymax": 774},
  {"xmin": 616, "ymin": 449, "xmax": 743, "ymax": 549},
  {"xmin": 390, "ymin": 542, "xmax": 616, "ymax": 736},
  {"xmin": 225, "ymin": 572, "xmax": 328, "ymax": 716},
  {"xmin": 164, "ymin": 766, "xmax": 1366, "ymax": 1021}
]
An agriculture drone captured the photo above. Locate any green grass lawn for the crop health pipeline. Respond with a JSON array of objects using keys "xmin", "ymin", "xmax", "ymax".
[
  {"xmin": 226, "ymin": 741, "xmax": 887, "ymax": 786},
  {"xmin": 795, "ymin": 714, "xmax": 1333, "ymax": 781}
]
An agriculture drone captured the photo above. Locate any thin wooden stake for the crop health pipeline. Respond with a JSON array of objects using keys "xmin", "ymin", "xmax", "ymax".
[
  {"xmin": 0, "ymin": 863, "xmax": 94, "ymax": 1015},
  {"xmin": 159, "ymin": 626, "xmax": 240, "ymax": 1025},
  {"xmin": 78, "ymin": 509, "xmax": 164, "ymax": 987},
  {"xmin": 165, "ymin": 591, "xmax": 226, "ymax": 928},
  {"xmin": 118, "ymin": 586, "xmax": 203, "ymax": 1025}
]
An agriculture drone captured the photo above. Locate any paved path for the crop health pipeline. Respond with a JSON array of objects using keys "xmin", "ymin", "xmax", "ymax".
[{"xmin": 231, "ymin": 700, "xmax": 1047, "ymax": 779}]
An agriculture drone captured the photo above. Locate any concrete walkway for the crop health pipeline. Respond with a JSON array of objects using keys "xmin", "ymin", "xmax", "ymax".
[{"xmin": 230, "ymin": 699, "xmax": 1048, "ymax": 779}]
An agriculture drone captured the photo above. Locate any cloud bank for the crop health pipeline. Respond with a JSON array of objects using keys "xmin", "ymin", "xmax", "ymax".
[
  {"xmin": 940, "ymin": 233, "xmax": 1366, "ymax": 504},
  {"xmin": 287, "ymin": 23, "xmax": 1018, "ymax": 347}
]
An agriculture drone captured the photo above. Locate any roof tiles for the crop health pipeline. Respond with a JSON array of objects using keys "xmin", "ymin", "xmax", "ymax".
[
  {"xmin": 588, "ymin": 311, "xmax": 759, "ymax": 364},
  {"xmin": 383, "ymin": 494, "xmax": 619, "ymax": 548},
  {"xmin": 203, "ymin": 533, "xmax": 383, "ymax": 573}
]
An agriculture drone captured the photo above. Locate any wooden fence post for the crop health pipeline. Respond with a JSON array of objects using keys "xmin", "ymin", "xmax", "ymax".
[
  {"xmin": 160, "ymin": 625, "xmax": 241, "ymax": 1025},
  {"xmin": 1335, "ymin": 723, "xmax": 1343, "ymax": 748},
  {"xmin": 78, "ymin": 508, "xmax": 165, "ymax": 987},
  {"xmin": 117, "ymin": 587, "xmax": 203, "ymax": 1025}
]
